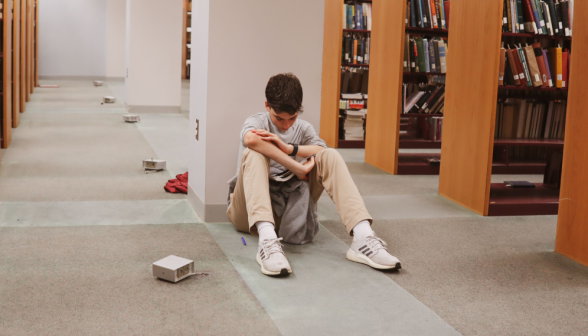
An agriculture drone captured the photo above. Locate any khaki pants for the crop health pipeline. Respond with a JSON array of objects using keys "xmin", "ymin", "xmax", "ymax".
[{"xmin": 227, "ymin": 148, "xmax": 372, "ymax": 236}]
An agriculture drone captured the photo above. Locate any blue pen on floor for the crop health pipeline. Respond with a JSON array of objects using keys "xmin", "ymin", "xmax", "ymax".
[{"xmin": 241, "ymin": 237, "xmax": 246, "ymax": 246}]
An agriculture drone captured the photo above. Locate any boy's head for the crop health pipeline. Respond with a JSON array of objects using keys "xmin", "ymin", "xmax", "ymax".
[{"xmin": 265, "ymin": 73, "xmax": 303, "ymax": 131}]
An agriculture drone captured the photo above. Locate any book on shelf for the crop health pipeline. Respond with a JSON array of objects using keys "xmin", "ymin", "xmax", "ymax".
[
  {"xmin": 505, "ymin": 0, "xmax": 574, "ymax": 36},
  {"xmin": 340, "ymin": 99, "xmax": 366, "ymax": 110},
  {"xmin": 404, "ymin": 34, "xmax": 448, "ymax": 74},
  {"xmin": 343, "ymin": 2, "xmax": 372, "ymax": 30},
  {"xmin": 404, "ymin": 83, "xmax": 445, "ymax": 114},
  {"xmin": 498, "ymin": 42, "xmax": 568, "ymax": 89},
  {"xmin": 495, "ymin": 99, "xmax": 567, "ymax": 140},
  {"xmin": 340, "ymin": 67, "xmax": 369, "ymax": 94},
  {"xmin": 342, "ymin": 33, "xmax": 371, "ymax": 65},
  {"xmin": 406, "ymin": 0, "xmax": 448, "ymax": 30},
  {"xmin": 549, "ymin": 46, "xmax": 563, "ymax": 87}
]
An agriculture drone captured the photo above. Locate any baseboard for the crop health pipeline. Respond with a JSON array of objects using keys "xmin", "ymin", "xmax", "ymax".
[
  {"xmin": 125, "ymin": 104, "xmax": 181, "ymax": 114},
  {"xmin": 187, "ymin": 184, "xmax": 205, "ymax": 219},
  {"xmin": 39, "ymin": 75, "xmax": 116, "ymax": 81},
  {"xmin": 187, "ymin": 184, "xmax": 230, "ymax": 223}
]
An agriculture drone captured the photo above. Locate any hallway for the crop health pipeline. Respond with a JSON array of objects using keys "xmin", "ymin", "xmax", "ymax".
[{"xmin": 1, "ymin": 80, "xmax": 587, "ymax": 336}]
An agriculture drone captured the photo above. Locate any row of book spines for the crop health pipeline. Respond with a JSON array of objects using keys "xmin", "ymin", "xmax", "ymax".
[
  {"xmin": 404, "ymin": 36, "xmax": 447, "ymax": 74},
  {"xmin": 343, "ymin": 3, "xmax": 372, "ymax": 31},
  {"xmin": 503, "ymin": 0, "xmax": 572, "ymax": 37},
  {"xmin": 406, "ymin": 0, "xmax": 450, "ymax": 30},
  {"xmin": 495, "ymin": 100, "xmax": 566, "ymax": 139},
  {"xmin": 340, "ymin": 68, "xmax": 369, "ymax": 95},
  {"xmin": 499, "ymin": 43, "xmax": 568, "ymax": 89},
  {"xmin": 342, "ymin": 35, "xmax": 370, "ymax": 65},
  {"xmin": 404, "ymin": 85, "xmax": 446, "ymax": 114},
  {"xmin": 414, "ymin": 117, "xmax": 443, "ymax": 142}
]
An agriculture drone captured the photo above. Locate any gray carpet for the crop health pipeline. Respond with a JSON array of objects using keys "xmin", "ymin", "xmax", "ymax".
[
  {"xmin": 0, "ymin": 224, "xmax": 280, "ymax": 335},
  {"xmin": 0, "ymin": 112, "xmax": 181, "ymax": 202},
  {"xmin": 322, "ymin": 216, "xmax": 588, "ymax": 336}
]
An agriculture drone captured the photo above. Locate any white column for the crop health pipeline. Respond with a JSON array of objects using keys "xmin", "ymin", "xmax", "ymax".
[
  {"xmin": 125, "ymin": 0, "xmax": 182, "ymax": 113},
  {"xmin": 188, "ymin": 0, "xmax": 325, "ymax": 222},
  {"xmin": 106, "ymin": 0, "xmax": 126, "ymax": 79}
]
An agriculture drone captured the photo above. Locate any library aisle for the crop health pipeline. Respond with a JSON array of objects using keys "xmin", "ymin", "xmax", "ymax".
[{"xmin": 1, "ymin": 81, "xmax": 588, "ymax": 335}]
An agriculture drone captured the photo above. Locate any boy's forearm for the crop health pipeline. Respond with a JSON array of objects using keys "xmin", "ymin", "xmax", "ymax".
[
  {"xmin": 246, "ymin": 134, "xmax": 304, "ymax": 174},
  {"xmin": 296, "ymin": 145, "xmax": 326, "ymax": 158}
]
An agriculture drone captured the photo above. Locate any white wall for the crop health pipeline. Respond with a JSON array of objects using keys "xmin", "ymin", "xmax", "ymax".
[
  {"xmin": 189, "ymin": 0, "xmax": 325, "ymax": 220},
  {"xmin": 106, "ymin": 0, "xmax": 126, "ymax": 78},
  {"xmin": 125, "ymin": 0, "xmax": 182, "ymax": 107},
  {"xmin": 39, "ymin": 0, "xmax": 107, "ymax": 77}
]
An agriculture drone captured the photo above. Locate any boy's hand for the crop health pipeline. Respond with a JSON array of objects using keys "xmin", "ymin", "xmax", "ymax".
[
  {"xmin": 295, "ymin": 156, "xmax": 315, "ymax": 180},
  {"xmin": 252, "ymin": 129, "xmax": 293, "ymax": 154}
]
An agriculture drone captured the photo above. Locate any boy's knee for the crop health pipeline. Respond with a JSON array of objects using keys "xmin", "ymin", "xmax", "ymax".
[
  {"xmin": 242, "ymin": 148, "xmax": 270, "ymax": 164},
  {"xmin": 317, "ymin": 148, "xmax": 343, "ymax": 162}
]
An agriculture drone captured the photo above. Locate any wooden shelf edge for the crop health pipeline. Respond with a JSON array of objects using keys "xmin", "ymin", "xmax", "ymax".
[
  {"xmin": 338, "ymin": 139, "xmax": 365, "ymax": 148},
  {"xmin": 343, "ymin": 29, "xmax": 371, "ymax": 33},
  {"xmin": 502, "ymin": 32, "xmax": 572, "ymax": 41},
  {"xmin": 342, "ymin": 63, "xmax": 369, "ymax": 67}
]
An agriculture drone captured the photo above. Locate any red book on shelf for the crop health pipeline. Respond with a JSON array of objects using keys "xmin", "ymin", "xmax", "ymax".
[
  {"xmin": 523, "ymin": 0, "xmax": 537, "ymax": 33},
  {"xmin": 562, "ymin": 49, "xmax": 568, "ymax": 88},
  {"xmin": 444, "ymin": 1, "xmax": 450, "ymax": 29},
  {"xmin": 511, "ymin": 48, "xmax": 529, "ymax": 87}
]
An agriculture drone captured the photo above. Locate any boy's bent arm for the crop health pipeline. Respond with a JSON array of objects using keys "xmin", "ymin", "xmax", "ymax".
[
  {"xmin": 243, "ymin": 131, "xmax": 313, "ymax": 178},
  {"xmin": 296, "ymin": 145, "xmax": 326, "ymax": 158}
]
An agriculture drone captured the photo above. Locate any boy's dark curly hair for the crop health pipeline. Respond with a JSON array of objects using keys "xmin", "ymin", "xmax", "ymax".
[{"xmin": 265, "ymin": 73, "xmax": 304, "ymax": 115}]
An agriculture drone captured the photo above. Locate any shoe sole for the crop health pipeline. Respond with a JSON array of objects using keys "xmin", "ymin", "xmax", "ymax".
[
  {"xmin": 256, "ymin": 253, "xmax": 292, "ymax": 276},
  {"xmin": 346, "ymin": 249, "xmax": 402, "ymax": 270}
]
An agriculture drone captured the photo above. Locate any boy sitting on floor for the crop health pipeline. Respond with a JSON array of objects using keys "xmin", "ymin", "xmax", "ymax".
[{"xmin": 227, "ymin": 73, "xmax": 401, "ymax": 276}]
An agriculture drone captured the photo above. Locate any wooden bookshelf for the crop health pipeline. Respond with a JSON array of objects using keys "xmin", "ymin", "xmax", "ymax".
[
  {"xmin": 26, "ymin": 0, "xmax": 32, "ymax": 96},
  {"xmin": 19, "ymin": 0, "xmax": 26, "ymax": 111},
  {"xmin": 439, "ymin": 0, "xmax": 576, "ymax": 217},
  {"xmin": 12, "ymin": 0, "xmax": 20, "ymax": 127},
  {"xmin": 181, "ymin": 0, "xmax": 191, "ymax": 79},
  {"xmin": 320, "ymin": 0, "xmax": 371, "ymax": 149},
  {"xmin": 438, "ymin": 0, "xmax": 504, "ymax": 215},
  {"xmin": 1, "ymin": 0, "xmax": 14, "ymax": 152},
  {"xmin": 33, "ymin": 0, "xmax": 37, "ymax": 87},
  {"xmin": 556, "ymin": 1, "xmax": 588, "ymax": 267},
  {"xmin": 364, "ymin": 0, "xmax": 448, "ymax": 175},
  {"xmin": 362, "ymin": 0, "xmax": 405, "ymax": 173}
]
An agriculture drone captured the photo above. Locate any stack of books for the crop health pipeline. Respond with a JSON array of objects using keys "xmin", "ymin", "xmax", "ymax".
[
  {"xmin": 499, "ymin": 43, "xmax": 569, "ymax": 88},
  {"xmin": 343, "ymin": 2, "xmax": 372, "ymax": 30},
  {"xmin": 404, "ymin": 35, "xmax": 447, "ymax": 73},
  {"xmin": 502, "ymin": 0, "xmax": 574, "ymax": 37},
  {"xmin": 342, "ymin": 109, "xmax": 367, "ymax": 141},
  {"xmin": 406, "ymin": 0, "xmax": 450, "ymax": 29}
]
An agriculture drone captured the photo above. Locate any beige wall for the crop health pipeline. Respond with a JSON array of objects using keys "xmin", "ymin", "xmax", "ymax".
[
  {"xmin": 106, "ymin": 0, "xmax": 126, "ymax": 78},
  {"xmin": 188, "ymin": 0, "xmax": 325, "ymax": 221},
  {"xmin": 125, "ymin": 0, "xmax": 183, "ymax": 107}
]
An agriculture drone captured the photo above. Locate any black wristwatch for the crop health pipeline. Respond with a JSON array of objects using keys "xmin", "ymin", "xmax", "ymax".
[{"xmin": 288, "ymin": 143, "xmax": 299, "ymax": 157}]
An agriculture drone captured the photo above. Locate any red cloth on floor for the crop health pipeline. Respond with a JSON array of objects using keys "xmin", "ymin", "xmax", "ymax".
[{"xmin": 164, "ymin": 172, "xmax": 188, "ymax": 194}]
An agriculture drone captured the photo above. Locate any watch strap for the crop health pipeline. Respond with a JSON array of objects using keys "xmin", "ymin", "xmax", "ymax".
[{"xmin": 289, "ymin": 143, "xmax": 299, "ymax": 157}]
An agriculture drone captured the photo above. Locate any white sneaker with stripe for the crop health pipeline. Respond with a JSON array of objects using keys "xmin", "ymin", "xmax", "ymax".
[
  {"xmin": 347, "ymin": 235, "xmax": 402, "ymax": 270},
  {"xmin": 256, "ymin": 237, "xmax": 293, "ymax": 276}
]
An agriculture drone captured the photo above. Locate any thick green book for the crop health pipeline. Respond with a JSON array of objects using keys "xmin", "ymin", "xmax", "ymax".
[{"xmin": 416, "ymin": 37, "xmax": 426, "ymax": 73}]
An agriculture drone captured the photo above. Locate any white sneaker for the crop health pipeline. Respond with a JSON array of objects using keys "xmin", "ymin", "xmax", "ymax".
[
  {"xmin": 347, "ymin": 235, "xmax": 402, "ymax": 270},
  {"xmin": 256, "ymin": 238, "xmax": 293, "ymax": 276}
]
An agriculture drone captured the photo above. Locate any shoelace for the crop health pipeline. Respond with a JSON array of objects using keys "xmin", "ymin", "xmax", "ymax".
[
  {"xmin": 262, "ymin": 237, "xmax": 285, "ymax": 258},
  {"xmin": 365, "ymin": 235, "xmax": 389, "ymax": 253}
]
